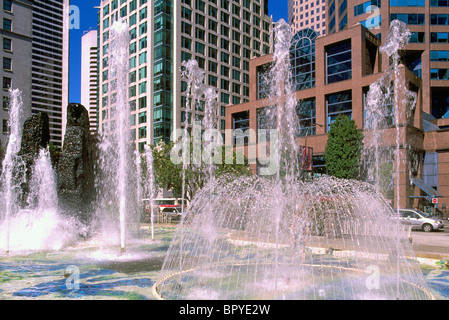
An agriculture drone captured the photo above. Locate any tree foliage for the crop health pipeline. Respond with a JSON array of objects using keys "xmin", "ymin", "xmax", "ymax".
[
  {"xmin": 151, "ymin": 140, "xmax": 253, "ymax": 201},
  {"xmin": 324, "ymin": 114, "xmax": 364, "ymax": 180}
]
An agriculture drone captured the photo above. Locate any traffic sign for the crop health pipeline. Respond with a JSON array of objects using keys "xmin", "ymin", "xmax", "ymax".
[{"xmin": 432, "ymin": 198, "xmax": 439, "ymax": 204}]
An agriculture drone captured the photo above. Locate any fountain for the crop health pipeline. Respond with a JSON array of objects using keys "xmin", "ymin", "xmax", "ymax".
[
  {"xmin": 0, "ymin": 90, "xmax": 83, "ymax": 253},
  {"xmin": 0, "ymin": 89, "xmax": 25, "ymax": 254},
  {"xmin": 153, "ymin": 20, "xmax": 433, "ymax": 300},
  {"xmin": 143, "ymin": 144, "xmax": 156, "ymax": 242},
  {"xmin": 0, "ymin": 18, "xmax": 445, "ymax": 300},
  {"xmin": 95, "ymin": 19, "xmax": 134, "ymax": 254}
]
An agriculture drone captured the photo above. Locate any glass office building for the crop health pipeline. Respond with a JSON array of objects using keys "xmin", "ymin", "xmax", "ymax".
[{"xmin": 97, "ymin": 0, "xmax": 273, "ymax": 151}]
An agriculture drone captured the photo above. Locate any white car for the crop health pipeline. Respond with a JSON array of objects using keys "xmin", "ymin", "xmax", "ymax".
[
  {"xmin": 396, "ymin": 209, "xmax": 444, "ymax": 232},
  {"xmin": 161, "ymin": 207, "xmax": 190, "ymax": 221}
]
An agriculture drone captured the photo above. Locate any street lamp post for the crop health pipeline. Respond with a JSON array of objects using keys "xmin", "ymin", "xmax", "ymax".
[{"xmin": 302, "ymin": 121, "xmax": 323, "ymax": 181}]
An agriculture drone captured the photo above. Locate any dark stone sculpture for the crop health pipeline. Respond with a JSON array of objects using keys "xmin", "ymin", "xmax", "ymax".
[
  {"xmin": 19, "ymin": 112, "xmax": 50, "ymax": 159},
  {"xmin": 18, "ymin": 112, "xmax": 50, "ymax": 205},
  {"xmin": 57, "ymin": 103, "xmax": 97, "ymax": 225}
]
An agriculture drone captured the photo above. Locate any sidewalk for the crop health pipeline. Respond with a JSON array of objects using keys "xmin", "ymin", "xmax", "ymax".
[
  {"xmin": 411, "ymin": 231, "xmax": 449, "ymax": 260},
  {"xmin": 145, "ymin": 223, "xmax": 449, "ymax": 262}
]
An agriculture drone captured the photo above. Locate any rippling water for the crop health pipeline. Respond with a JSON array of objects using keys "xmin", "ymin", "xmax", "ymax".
[{"xmin": 0, "ymin": 227, "xmax": 448, "ymax": 300}]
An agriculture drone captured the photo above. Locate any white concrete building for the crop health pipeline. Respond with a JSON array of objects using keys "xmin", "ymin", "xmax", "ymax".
[
  {"xmin": 81, "ymin": 30, "xmax": 99, "ymax": 133},
  {"xmin": 0, "ymin": 0, "xmax": 33, "ymax": 147}
]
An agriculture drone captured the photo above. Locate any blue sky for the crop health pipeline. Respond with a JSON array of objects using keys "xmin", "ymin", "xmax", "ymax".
[{"xmin": 69, "ymin": 0, "xmax": 288, "ymax": 104}]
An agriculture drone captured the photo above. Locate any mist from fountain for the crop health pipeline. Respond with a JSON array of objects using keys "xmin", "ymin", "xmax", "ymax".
[
  {"xmin": 365, "ymin": 20, "xmax": 416, "ymax": 297},
  {"xmin": 154, "ymin": 20, "xmax": 432, "ymax": 300},
  {"xmin": 0, "ymin": 89, "xmax": 25, "ymax": 253}
]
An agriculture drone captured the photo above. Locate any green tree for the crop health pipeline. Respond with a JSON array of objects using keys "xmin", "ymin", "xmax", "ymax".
[
  {"xmin": 324, "ymin": 114, "xmax": 364, "ymax": 180},
  {"xmin": 151, "ymin": 140, "xmax": 252, "ymax": 202}
]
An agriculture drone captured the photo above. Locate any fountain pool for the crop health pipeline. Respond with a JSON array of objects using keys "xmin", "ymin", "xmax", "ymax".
[{"xmin": 0, "ymin": 226, "xmax": 448, "ymax": 300}]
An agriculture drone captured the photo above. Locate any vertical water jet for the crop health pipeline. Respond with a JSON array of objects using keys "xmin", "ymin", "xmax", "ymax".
[{"xmin": 1, "ymin": 89, "xmax": 24, "ymax": 254}]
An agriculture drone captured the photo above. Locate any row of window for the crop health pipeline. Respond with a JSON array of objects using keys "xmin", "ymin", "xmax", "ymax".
[
  {"xmin": 354, "ymin": 0, "xmax": 381, "ymax": 17},
  {"xmin": 390, "ymin": 0, "xmax": 449, "ymax": 5},
  {"xmin": 2, "ymin": 35, "xmax": 13, "ymax": 73},
  {"xmin": 388, "ymin": 13, "xmax": 449, "ymax": 25},
  {"xmin": 391, "ymin": 0, "xmax": 449, "ymax": 5},
  {"xmin": 234, "ymin": 90, "xmax": 353, "ymax": 140}
]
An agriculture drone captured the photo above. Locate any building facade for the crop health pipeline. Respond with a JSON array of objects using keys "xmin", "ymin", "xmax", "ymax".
[
  {"xmin": 31, "ymin": 0, "xmax": 70, "ymax": 148},
  {"xmin": 97, "ymin": 0, "xmax": 272, "ymax": 152},
  {"xmin": 327, "ymin": 1, "xmax": 449, "ymax": 123},
  {"xmin": 81, "ymin": 30, "xmax": 99, "ymax": 133},
  {"xmin": 288, "ymin": 0, "xmax": 327, "ymax": 35},
  {"xmin": 0, "ymin": 0, "xmax": 33, "ymax": 147},
  {"xmin": 226, "ymin": 24, "xmax": 449, "ymax": 215},
  {"xmin": 326, "ymin": 0, "xmax": 449, "ymax": 214}
]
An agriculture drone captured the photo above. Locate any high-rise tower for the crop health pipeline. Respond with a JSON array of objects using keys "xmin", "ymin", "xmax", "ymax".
[
  {"xmin": 0, "ymin": 0, "xmax": 33, "ymax": 146},
  {"xmin": 31, "ymin": 0, "xmax": 70, "ymax": 148},
  {"xmin": 288, "ymin": 0, "xmax": 327, "ymax": 35},
  {"xmin": 98, "ymin": 0, "xmax": 273, "ymax": 151},
  {"xmin": 81, "ymin": 30, "xmax": 99, "ymax": 133}
]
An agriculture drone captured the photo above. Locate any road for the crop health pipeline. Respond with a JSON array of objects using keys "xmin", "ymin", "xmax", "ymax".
[{"xmin": 411, "ymin": 222, "xmax": 449, "ymax": 259}]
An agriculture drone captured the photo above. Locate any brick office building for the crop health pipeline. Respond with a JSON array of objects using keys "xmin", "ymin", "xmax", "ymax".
[{"xmin": 226, "ymin": 24, "xmax": 449, "ymax": 214}]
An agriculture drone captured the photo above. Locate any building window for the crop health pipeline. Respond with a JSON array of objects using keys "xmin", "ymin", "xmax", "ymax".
[
  {"xmin": 390, "ymin": 0, "xmax": 424, "ymax": 6},
  {"xmin": 297, "ymin": 99, "xmax": 317, "ymax": 137},
  {"xmin": 290, "ymin": 28, "xmax": 317, "ymax": 91},
  {"xmin": 3, "ymin": 18, "xmax": 12, "ymax": 31},
  {"xmin": 257, "ymin": 105, "xmax": 276, "ymax": 142},
  {"xmin": 232, "ymin": 111, "xmax": 250, "ymax": 145},
  {"xmin": 3, "ymin": 57, "xmax": 11, "ymax": 70},
  {"xmin": 430, "ymin": 51, "xmax": 449, "ymax": 61},
  {"xmin": 257, "ymin": 64, "xmax": 271, "ymax": 100},
  {"xmin": 339, "ymin": 14, "xmax": 348, "ymax": 30},
  {"xmin": 3, "ymin": 0, "xmax": 12, "ymax": 12},
  {"xmin": 430, "ymin": 68, "xmax": 449, "ymax": 80},
  {"xmin": 431, "ymin": 0, "xmax": 449, "ymax": 5},
  {"xmin": 3, "ymin": 38, "xmax": 11, "ymax": 51},
  {"xmin": 354, "ymin": 1, "xmax": 381, "ymax": 17},
  {"xmin": 338, "ymin": 0, "xmax": 347, "ymax": 17},
  {"xmin": 410, "ymin": 32, "xmax": 425, "ymax": 43},
  {"xmin": 138, "ymin": 126, "xmax": 147, "ymax": 139},
  {"xmin": 364, "ymin": 85, "xmax": 394, "ymax": 129},
  {"xmin": 431, "ymin": 32, "xmax": 449, "ymax": 43},
  {"xmin": 139, "ymin": 111, "xmax": 147, "ymax": 124},
  {"xmin": 2, "ymin": 119, "xmax": 9, "ymax": 135},
  {"xmin": 3, "ymin": 77, "xmax": 11, "ymax": 89},
  {"xmin": 3, "ymin": 96, "xmax": 10, "ymax": 110},
  {"xmin": 326, "ymin": 90, "xmax": 352, "ymax": 132},
  {"xmin": 326, "ymin": 40, "xmax": 352, "ymax": 84},
  {"xmin": 390, "ymin": 13, "xmax": 425, "ymax": 25},
  {"xmin": 431, "ymin": 88, "xmax": 449, "ymax": 118},
  {"xmin": 430, "ymin": 14, "xmax": 449, "ymax": 25},
  {"xmin": 360, "ymin": 14, "xmax": 381, "ymax": 29}
]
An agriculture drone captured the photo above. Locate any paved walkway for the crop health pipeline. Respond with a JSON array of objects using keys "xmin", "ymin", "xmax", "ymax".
[
  {"xmin": 411, "ymin": 231, "xmax": 449, "ymax": 260},
  {"xmin": 147, "ymin": 223, "xmax": 449, "ymax": 261}
]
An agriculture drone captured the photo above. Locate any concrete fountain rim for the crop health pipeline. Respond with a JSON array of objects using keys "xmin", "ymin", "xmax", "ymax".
[{"xmin": 152, "ymin": 262, "xmax": 436, "ymax": 301}]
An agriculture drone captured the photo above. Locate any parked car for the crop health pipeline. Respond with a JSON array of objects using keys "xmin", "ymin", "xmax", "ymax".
[
  {"xmin": 161, "ymin": 207, "xmax": 190, "ymax": 221},
  {"xmin": 395, "ymin": 209, "xmax": 444, "ymax": 232}
]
